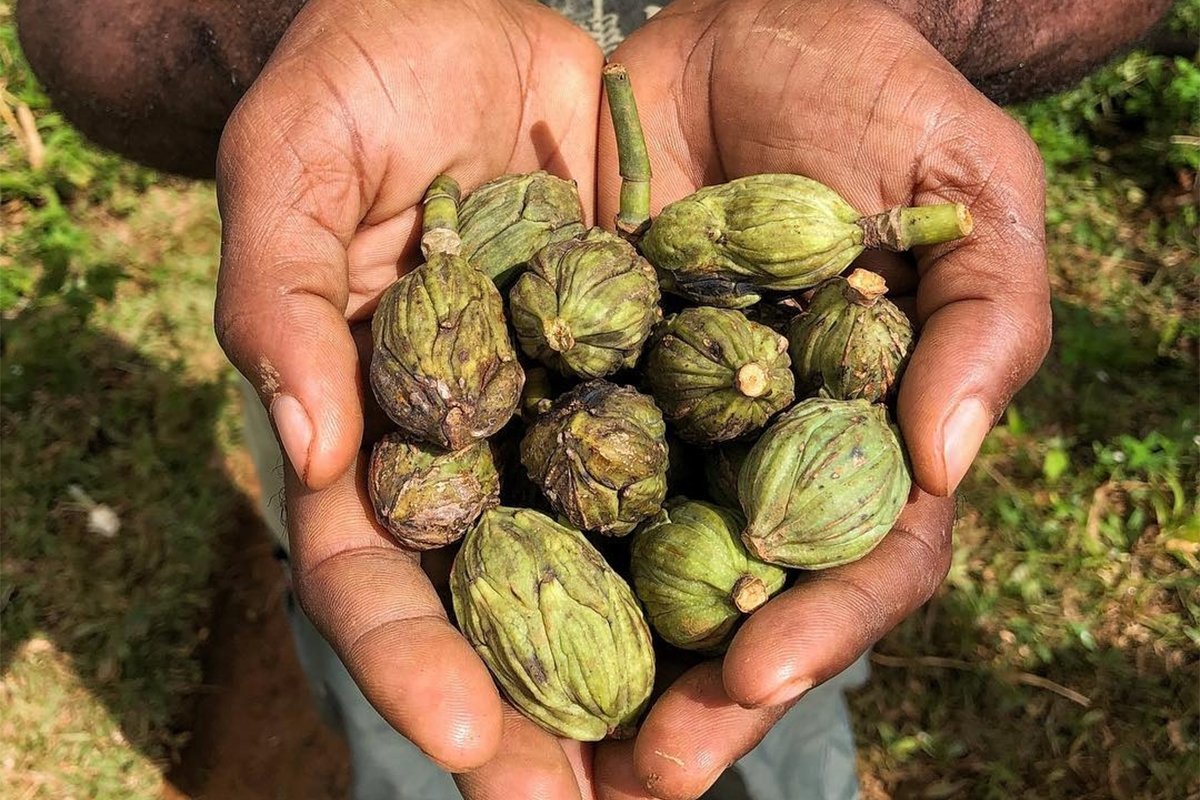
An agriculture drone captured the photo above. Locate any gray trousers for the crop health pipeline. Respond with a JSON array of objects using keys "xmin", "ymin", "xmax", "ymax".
[{"xmin": 241, "ymin": 382, "xmax": 866, "ymax": 800}]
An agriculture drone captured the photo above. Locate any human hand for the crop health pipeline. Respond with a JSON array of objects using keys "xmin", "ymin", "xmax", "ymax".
[
  {"xmin": 214, "ymin": 0, "xmax": 609, "ymax": 792},
  {"xmin": 591, "ymin": 1, "xmax": 1050, "ymax": 796}
]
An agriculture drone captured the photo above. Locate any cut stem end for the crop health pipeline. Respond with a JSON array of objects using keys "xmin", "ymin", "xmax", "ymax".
[
  {"xmin": 731, "ymin": 575, "xmax": 769, "ymax": 614},
  {"xmin": 544, "ymin": 318, "xmax": 576, "ymax": 353},
  {"xmin": 844, "ymin": 268, "xmax": 888, "ymax": 305},
  {"xmin": 735, "ymin": 362, "xmax": 770, "ymax": 398}
]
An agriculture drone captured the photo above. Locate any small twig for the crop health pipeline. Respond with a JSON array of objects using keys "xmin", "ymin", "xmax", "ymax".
[
  {"xmin": 871, "ymin": 652, "xmax": 972, "ymax": 671},
  {"xmin": 0, "ymin": 93, "xmax": 23, "ymax": 145},
  {"xmin": 976, "ymin": 458, "xmax": 1019, "ymax": 495},
  {"xmin": 871, "ymin": 652, "xmax": 1092, "ymax": 707},
  {"xmin": 16, "ymin": 104, "xmax": 44, "ymax": 170},
  {"xmin": 1013, "ymin": 672, "xmax": 1092, "ymax": 708}
]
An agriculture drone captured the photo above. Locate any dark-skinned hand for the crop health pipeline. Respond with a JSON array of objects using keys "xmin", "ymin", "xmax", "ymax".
[
  {"xmin": 591, "ymin": 2, "xmax": 1049, "ymax": 797},
  {"xmin": 215, "ymin": 1, "xmax": 1050, "ymax": 798}
]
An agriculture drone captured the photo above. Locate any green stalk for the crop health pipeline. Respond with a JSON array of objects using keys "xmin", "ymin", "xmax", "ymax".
[
  {"xmin": 857, "ymin": 203, "xmax": 974, "ymax": 251},
  {"xmin": 421, "ymin": 174, "xmax": 462, "ymax": 257},
  {"xmin": 603, "ymin": 63, "xmax": 652, "ymax": 240}
]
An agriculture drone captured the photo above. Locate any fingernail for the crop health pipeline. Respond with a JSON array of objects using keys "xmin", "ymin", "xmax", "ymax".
[
  {"xmin": 270, "ymin": 394, "xmax": 313, "ymax": 482},
  {"xmin": 746, "ymin": 677, "xmax": 814, "ymax": 709},
  {"xmin": 942, "ymin": 398, "xmax": 990, "ymax": 493}
]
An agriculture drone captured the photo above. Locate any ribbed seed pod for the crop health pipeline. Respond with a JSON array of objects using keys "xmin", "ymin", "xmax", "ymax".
[
  {"xmin": 451, "ymin": 507, "xmax": 655, "ymax": 740},
  {"xmin": 459, "ymin": 172, "xmax": 586, "ymax": 286},
  {"xmin": 520, "ymin": 380, "xmax": 668, "ymax": 536},
  {"xmin": 370, "ymin": 252, "xmax": 525, "ymax": 450},
  {"xmin": 787, "ymin": 269, "xmax": 914, "ymax": 403},
  {"xmin": 631, "ymin": 499, "xmax": 786, "ymax": 652},
  {"xmin": 510, "ymin": 228, "xmax": 661, "ymax": 379},
  {"xmin": 367, "ymin": 434, "xmax": 499, "ymax": 550},
  {"xmin": 641, "ymin": 174, "xmax": 973, "ymax": 307},
  {"xmin": 739, "ymin": 397, "xmax": 910, "ymax": 568},
  {"xmin": 646, "ymin": 307, "xmax": 795, "ymax": 444}
]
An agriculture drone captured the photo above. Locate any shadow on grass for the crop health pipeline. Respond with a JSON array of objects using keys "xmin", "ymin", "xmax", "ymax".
[
  {"xmin": 1018, "ymin": 298, "xmax": 1199, "ymax": 443},
  {"xmin": 0, "ymin": 301, "xmax": 253, "ymax": 763}
]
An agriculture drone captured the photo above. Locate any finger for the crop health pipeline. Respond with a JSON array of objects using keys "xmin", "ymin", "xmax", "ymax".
[
  {"xmin": 850, "ymin": 250, "xmax": 918, "ymax": 297},
  {"xmin": 287, "ymin": 454, "xmax": 503, "ymax": 770},
  {"xmin": 724, "ymin": 489, "xmax": 956, "ymax": 708},
  {"xmin": 595, "ymin": 740, "xmax": 644, "ymax": 800},
  {"xmin": 900, "ymin": 101, "xmax": 1051, "ymax": 495},
  {"xmin": 595, "ymin": 662, "xmax": 787, "ymax": 800},
  {"xmin": 215, "ymin": 75, "xmax": 373, "ymax": 490},
  {"xmin": 561, "ymin": 740, "xmax": 600, "ymax": 800},
  {"xmin": 454, "ymin": 707, "xmax": 583, "ymax": 800}
]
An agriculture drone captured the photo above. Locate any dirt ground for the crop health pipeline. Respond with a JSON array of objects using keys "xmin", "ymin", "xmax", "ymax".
[{"xmin": 163, "ymin": 504, "xmax": 351, "ymax": 800}]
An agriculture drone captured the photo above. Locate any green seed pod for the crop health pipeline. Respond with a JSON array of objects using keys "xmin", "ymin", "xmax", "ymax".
[
  {"xmin": 451, "ymin": 507, "xmax": 655, "ymax": 741},
  {"xmin": 370, "ymin": 252, "xmax": 525, "ymax": 450},
  {"xmin": 631, "ymin": 499, "xmax": 786, "ymax": 652},
  {"xmin": 704, "ymin": 441, "xmax": 753, "ymax": 509},
  {"xmin": 739, "ymin": 397, "xmax": 910, "ymax": 568},
  {"xmin": 459, "ymin": 172, "xmax": 587, "ymax": 286},
  {"xmin": 520, "ymin": 380, "xmax": 668, "ymax": 536},
  {"xmin": 646, "ymin": 307, "xmax": 795, "ymax": 444},
  {"xmin": 788, "ymin": 269, "xmax": 914, "ymax": 403},
  {"xmin": 641, "ymin": 174, "xmax": 973, "ymax": 307},
  {"xmin": 509, "ymin": 229, "xmax": 661, "ymax": 379},
  {"xmin": 367, "ymin": 434, "xmax": 500, "ymax": 550}
]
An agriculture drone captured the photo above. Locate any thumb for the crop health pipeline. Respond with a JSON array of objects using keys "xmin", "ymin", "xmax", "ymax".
[
  {"xmin": 214, "ymin": 95, "xmax": 366, "ymax": 489},
  {"xmin": 900, "ymin": 115, "xmax": 1051, "ymax": 496}
]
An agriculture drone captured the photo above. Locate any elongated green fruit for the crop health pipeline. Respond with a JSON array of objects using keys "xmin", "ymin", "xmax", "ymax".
[
  {"xmin": 510, "ymin": 228, "xmax": 660, "ymax": 379},
  {"xmin": 459, "ymin": 171, "xmax": 586, "ymax": 286},
  {"xmin": 369, "ymin": 176, "xmax": 524, "ymax": 449},
  {"xmin": 368, "ymin": 435, "xmax": 499, "ymax": 549},
  {"xmin": 641, "ymin": 174, "xmax": 973, "ymax": 307},
  {"xmin": 646, "ymin": 307, "xmax": 794, "ymax": 444},
  {"xmin": 739, "ymin": 397, "xmax": 911, "ymax": 568},
  {"xmin": 631, "ymin": 499, "xmax": 786, "ymax": 652},
  {"xmin": 451, "ymin": 507, "xmax": 655, "ymax": 741}
]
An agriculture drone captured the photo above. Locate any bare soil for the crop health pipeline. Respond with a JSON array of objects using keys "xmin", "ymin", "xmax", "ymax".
[{"xmin": 164, "ymin": 504, "xmax": 350, "ymax": 800}]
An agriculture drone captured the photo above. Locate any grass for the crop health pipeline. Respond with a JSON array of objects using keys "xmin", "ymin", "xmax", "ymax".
[
  {"xmin": 1, "ymin": 5, "xmax": 248, "ymax": 795},
  {"xmin": 1, "ymin": 0, "xmax": 1198, "ymax": 797},
  {"xmin": 852, "ymin": 7, "xmax": 1200, "ymax": 796}
]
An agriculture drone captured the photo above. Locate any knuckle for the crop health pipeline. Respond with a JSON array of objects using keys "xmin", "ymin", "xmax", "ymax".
[{"xmin": 889, "ymin": 525, "xmax": 951, "ymax": 601}]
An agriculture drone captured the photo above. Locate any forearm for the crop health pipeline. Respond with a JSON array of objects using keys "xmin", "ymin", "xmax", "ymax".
[{"xmin": 881, "ymin": 0, "xmax": 1177, "ymax": 102}]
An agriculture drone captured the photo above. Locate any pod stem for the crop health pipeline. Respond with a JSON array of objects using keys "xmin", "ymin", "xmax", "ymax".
[
  {"xmin": 734, "ymin": 362, "xmax": 769, "ymax": 398},
  {"xmin": 544, "ymin": 317, "xmax": 576, "ymax": 353},
  {"xmin": 421, "ymin": 174, "xmax": 462, "ymax": 257},
  {"xmin": 857, "ymin": 203, "xmax": 973, "ymax": 251},
  {"xmin": 843, "ymin": 268, "xmax": 888, "ymax": 306},
  {"xmin": 731, "ymin": 575, "xmax": 769, "ymax": 614},
  {"xmin": 603, "ymin": 63, "xmax": 651, "ymax": 241}
]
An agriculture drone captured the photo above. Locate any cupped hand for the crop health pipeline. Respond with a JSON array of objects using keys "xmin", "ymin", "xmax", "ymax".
[
  {"xmin": 591, "ymin": 1, "xmax": 1051, "ymax": 797},
  {"xmin": 215, "ymin": 0, "xmax": 608, "ymax": 793}
]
